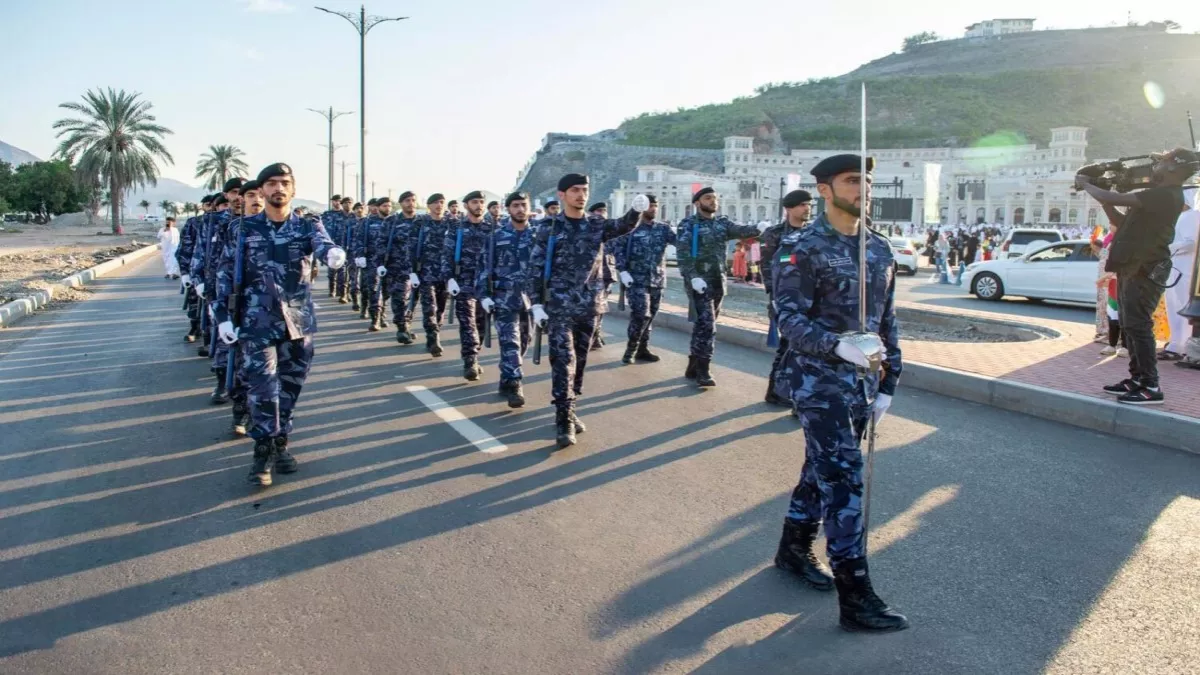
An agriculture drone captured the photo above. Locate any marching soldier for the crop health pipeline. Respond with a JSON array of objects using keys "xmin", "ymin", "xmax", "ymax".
[
  {"xmin": 485, "ymin": 200, "xmax": 502, "ymax": 225},
  {"xmin": 613, "ymin": 194, "xmax": 676, "ymax": 364},
  {"xmin": 527, "ymin": 173, "xmax": 646, "ymax": 448},
  {"xmin": 676, "ymin": 187, "xmax": 763, "ymax": 388},
  {"xmin": 177, "ymin": 194, "xmax": 213, "ymax": 343},
  {"xmin": 410, "ymin": 193, "xmax": 454, "ymax": 356},
  {"xmin": 213, "ymin": 163, "xmax": 346, "ymax": 487},
  {"xmin": 478, "ymin": 192, "xmax": 535, "ymax": 407},
  {"xmin": 588, "ymin": 202, "xmax": 614, "ymax": 351},
  {"xmin": 374, "ymin": 190, "xmax": 420, "ymax": 344},
  {"xmin": 447, "ymin": 199, "xmax": 462, "ymax": 222},
  {"xmin": 772, "ymin": 154, "xmax": 908, "ymax": 632},
  {"xmin": 190, "ymin": 188, "xmax": 237, "ymax": 361},
  {"xmin": 761, "ymin": 189, "xmax": 814, "ymax": 406},
  {"xmin": 203, "ymin": 177, "xmax": 247, "ymax": 405},
  {"xmin": 324, "ymin": 194, "xmax": 343, "ymax": 297},
  {"xmin": 357, "ymin": 196, "xmax": 392, "ymax": 331},
  {"xmin": 443, "ymin": 191, "xmax": 493, "ymax": 381},
  {"xmin": 334, "ymin": 196, "xmax": 355, "ymax": 303},
  {"xmin": 223, "ymin": 180, "xmax": 266, "ymax": 436},
  {"xmin": 347, "ymin": 200, "xmax": 366, "ymax": 312}
]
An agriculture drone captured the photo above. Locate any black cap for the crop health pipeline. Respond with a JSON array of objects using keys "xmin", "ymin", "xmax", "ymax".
[
  {"xmin": 505, "ymin": 192, "xmax": 530, "ymax": 207},
  {"xmin": 330, "ymin": 194, "xmax": 341, "ymax": 202},
  {"xmin": 645, "ymin": 194, "xmax": 658, "ymax": 205},
  {"xmin": 222, "ymin": 177, "xmax": 246, "ymax": 193},
  {"xmin": 811, "ymin": 154, "xmax": 874, "ymax": 183},
  {"xmin": 587, "ymin": 202, "xmax": 607, "ymax": 213},
  {"xmin": 398, "ymin": 191, "xmax": 415, "ymax": 202},
  {"xmin": 544, "ymin": 200, "xmax": 559, "ymax": 208},
  {"xmin": 427, "ymin": 193, "xmax": 445, "ymax": 205},
  {"xmin": 376, "ymin": 196, "xmax": 391, "ymax": 205},
  {"xmin": 340, "ymin": 196, "xmax": 353, "ymax": 204},
  {"xmin": 352, "ymin": 202, "xmax": 363, "ymax": 210},
  {"xmin": 200, "ymin": 195, "xmax": 214, "ymax": 205},
  {"xmin": 463, "ymin": 191, "xmax": 485, "ymax": 203},
  {"xmin": 212, "ymin": 194, "xmax": 229, "ymax": 207},
  {"xmin": 782, "ymin": 189, "xmax": 813, "ymax": 209},
  {"xmin": 448, "ymin": 200, "xmax": 459, "ymax": 208},
  {"xmin": 692, "ymin": 187, "xmax": 715, "ymax": 203},
  {"xmin": 487, "ymin": 200, "xmax": 499, "ymax": 209},
  {"xmin": 367, "ymin": 198, "xmax": 378, "ymax": 206},
  {"xmin": 557, "ymin": 173, "xmax": 589, "ymax": 192},
  {"xmin": 239, "ymin": 180, "xmax": 261, "ymax": 196},
  {"xmin": 255, "ymin": 163, "xmax": 293, "ymax": 184}
]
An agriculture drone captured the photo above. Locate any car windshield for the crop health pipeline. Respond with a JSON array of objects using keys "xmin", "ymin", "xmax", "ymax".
[
  {"xmin": 890, "ymin": 239, "xmax": 909, "ymax": 247},
  {"xmin": 1010, "ymin": 232, "xmax": 1060, "ymax": 246},
  {"xmin": 1026, "ymin": 244, "xmax": 1075, "ymax": 262}
]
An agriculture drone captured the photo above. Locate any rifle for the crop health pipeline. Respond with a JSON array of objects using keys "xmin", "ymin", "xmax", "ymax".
[
  {"xmin": 340, "ymin": 214, "xmax": 353, "ymax": 300},
  {"xmin": 483, "ymin": 226, "xmax": 494, "ymax": 349},
  {"xmin": 448, "ymin": 225, "xmax": 462, "ymax": 325},
  {"xmin": 224, "ymin": 220, "xmax": 245, "ymax": 392},
  {"xmin": 617, "ymin": 226, "xmax": 636, "ymax": 311},
  {"xmin": 532, "ymin": 232, "xmax": 556, "ymax": 365},
  {"xmin": 406, "ymin": 224, "xmax": 425, "ymax": 322},
  {"xmin": 375, "ymin": 218, "xmax": 394, "ymax": 307},
  {"xmin": 766, "ymin": 295, "xmax": 780, "ymax": 348},
  {"xmin": 686, "ymin": 221, "xmax": 699, "ymax": 323},
  {"xmin": 199, "ymin": 215, "xmax": 213, "ymax": 335}
]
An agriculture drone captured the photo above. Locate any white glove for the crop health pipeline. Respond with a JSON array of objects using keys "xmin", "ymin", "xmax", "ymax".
[
  {"xmin": 690, "ymin": 277, "xmax": 707, "ymax": 294},
  {"xmin": 834, "ymin": 340, "xmax": 871, "ymax": 369},
  {"xmin": 355, "ymin": 257, "xmax": 367, "ymax": 268},
  {"xmin": 207, "ymin": 304, "xmax": 215, "ymax": 321},
  {"xmin": 532, "ymin": 304, "xmax": 549, "ymax": 328},
  {"xmin": 409, "ymin": 272, "xmax": 420, "ymax": 288},
  {"xmin": 619, "ymin": 271, "xmax": 633, "ymax": 287},
  {"xmin": 326, "ymin": 247, "xmax": 346, "ymax": 270},
  {"xmin": 218, "ymin": 320, "xmax": 238, "ymax": 345},
  {"xmin": 196, "ymin": 282, "xmax": 206, "ymax": 296},
  {"xmin": 377, "ymin": 265, "xmax": 387, "ymax": 277},
  {"xmin": 181, "ymin": 274, "xmax": 192, "ymax": 287},
  {"xmin": 481, "ymin": 297, "xmax": 494, "ymax": 314},
  {"xmin": 631, "ymin": 194, "xmax": 651, "ymax": 212},
  {"xmin": 447, "ymin": 278, "xmax": 460, "ymax": 296},
  {"xmin": 872, "ymin": 393, "xmax": 892, "ymax": 424}
]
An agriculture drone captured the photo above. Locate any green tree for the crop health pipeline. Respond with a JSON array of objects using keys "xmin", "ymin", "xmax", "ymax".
[
  {"xmin": 184, "ymin": 202, "xmax": 198, "ymax": 216},
  {"xmin": 194, "ymin": 144, "xmax": 249, "ymax": 191},
  {"xmin": 53, "ymin": 87, "xmax": 174, "ymax": 234},
  {"xmin": 158, "ymin": 199, "xmax": 176, "ymax": 216},
  {"xmin": 902, "ymin": 32, "xmax": 940, "ymax": 52},
  {"xmin": 10, "ymin": 160, "xmax": 87, "ymax": 219},
  {"xmin": 138, "ymin": 199, "xmax": 151, "ymax": 215}
]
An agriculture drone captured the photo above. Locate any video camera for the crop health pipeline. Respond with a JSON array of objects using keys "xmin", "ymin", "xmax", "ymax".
[{"xmin": 1075, "ymin": 150, "xmax": 1200, "ymax": 193}]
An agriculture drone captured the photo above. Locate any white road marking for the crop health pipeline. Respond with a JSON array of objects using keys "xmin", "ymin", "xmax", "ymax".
[{"xmin": 406, "ymin": 385, "xmax": 507, "ymax": 454}]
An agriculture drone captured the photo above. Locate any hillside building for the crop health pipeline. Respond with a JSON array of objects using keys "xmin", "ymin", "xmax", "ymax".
[{"xmin": 965, "ymin": 18, "xmax": 1036, "ymax": 38}]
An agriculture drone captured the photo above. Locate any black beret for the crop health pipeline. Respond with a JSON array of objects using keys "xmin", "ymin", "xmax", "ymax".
[
  {"xmin": 463, "ymin": 191, "xmax": 485, "ymax": 203},
  {"xmin": 811, "ymin": 154, "xmax": 874, "ymax": 182},
  {"xmin": 398, "ymin": 191, "xmax": 415, "ymax": 202},
  {"xmin": 557, "ymin": 173, "xmax": 589, "ymax": 192},
  {"xmin": 367, "ymin": 198, "xmax": 378, "ymax": 206},
  {"xmin": 330, "ymin": 194, "xmax": 341, "ymax": 201},
  {"xmin": 212, "ymin": 195, "xmax": 229, "ymax": 207},
  {"xmin": 239, "ymin": 180, "xmax": 261, "ymax": 196},
  {"xmin": 376, "ymin": 196, "xmax": 391, "ymax": 204},
  {"xmin": 200, "ymin": 195, "xmax": 214, "ymax": 205},
  {"xmin": 352, "ymin": 202, "xmax": 363, "ymax": 210},
  {"xmin": 544, "ymin": 200, "xmax": 559, "ymax": 207},
  {"xmin": 505, "ymin": 192, "xmax": 530, "ymax": 207},
  {"xmin": 222, "ymin": 177, "xmax": 246, "ymax": 193},
  {"xmin": 587, "ymin": 202, "xmax": 607, "ymax": 213},
  {"xmin": 782, "ymin": 189, "xmax": 813, "ymax": 209},
  {"xmin": 256, "ymin": 163, "xmax": 293, "ymax": 184},
  {"xmin": 691, "ymin": 187, "xmax": 715, "ymax": 203},
  {"xmin": 487, "ymin": 201, "xmax": 499, "ymax": 209},
  {"xmin": 427, "ymin": 193, "xmax": 445, "ymax": 204},
  {"xmin": 340, "ymin": 196, "xmax": 353, "ymax": 204},
  {"xmin": 645, "ymin": 194, "xmax": 658, "ymax": 205},
  {"xmin": 447, "ymin": 200, "xmax": 459, "ymax": 207}
]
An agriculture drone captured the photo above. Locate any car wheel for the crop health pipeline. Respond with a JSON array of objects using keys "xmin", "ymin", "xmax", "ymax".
[{"xmin": 972, "ymin": 272, "xmax": 1004, "ymax": 301}]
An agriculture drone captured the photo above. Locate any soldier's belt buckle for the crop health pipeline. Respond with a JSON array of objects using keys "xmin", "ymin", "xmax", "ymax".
[{"xmin": 838, "ymin": 331, "xmax": 884, "ymax": 374}]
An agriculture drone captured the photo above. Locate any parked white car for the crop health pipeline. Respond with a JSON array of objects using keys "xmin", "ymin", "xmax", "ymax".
[
  {"xmin": 889, "ymin": 237, "xmax": 921, "ymax": 275},
  {"xmin": 964, "ymin": 239, "xmax": 1098, "ymax": 303},
  {"xmin": 999, "ymin": 227, "xmax": 1064, "ymax": 259}
]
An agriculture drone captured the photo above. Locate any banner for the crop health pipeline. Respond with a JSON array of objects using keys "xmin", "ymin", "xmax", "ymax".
[
  {"xmin": 785, "ymin": 173, "xmax": 802, "ymax": 193},
  {"xmin": 923, "ymin": 163, "xmax": 942, "ymax": 225}
]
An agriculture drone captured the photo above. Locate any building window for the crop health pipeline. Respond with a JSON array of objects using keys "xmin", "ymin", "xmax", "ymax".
[
  {"xmin": 757, "ymin": 205, "xmax": 767, "ymax": 221},
  {"xmin": 1088, "ymin": 208, "xmax": 1097, "ymax": 226},
  {"xmin": 1068, "ymin": 208, "xmax": 1078, "ymax": 222},
  {"xmin": 1013, "ymin": 207, "xmax": 1025, "ymax": 224},
  {"xmin": 742, "ymin": 205, "xmax": 751, "ymax": 222},
  {"xmin": 1033, "ymin": 208, "xmax": 1044, "ymax": 221},
  {"xmin": 995, "ymin": 207, "xmax": 1005, "ymax": 223}
]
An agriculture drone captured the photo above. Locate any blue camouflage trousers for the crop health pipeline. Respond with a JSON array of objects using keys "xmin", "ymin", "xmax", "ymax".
[
  {"xmin": 334, "ymin": 266, "xmax": 349, "ymax": 297},
  {"xmin": 419, "ymin": 281, "xmax": 448, "ymax": 335},
  {"xmin": 767, "ymin": 297, "xmax": 790, "ymax": 385},
  {"xmin": 244, "ymin": 337, "xmax": 315, "ymax": 441},
  {"xmin": 548, "ymin": 313, "xmax": 598, "ymax": 408},
  {"xmin": 495, "ymin": 306, "xmax": 532, "ymax": 383},
  {"xmin": 363, "ymin": 269, "xmax": 384, "ymax": 315},
  {"xmin": 689, "ymin": 285, "xmax": 725, "ymax": 359},
  {"xmin": 453, "ymin": 294, "xmax": 482, "ymax": 364},
  {"xmin": 388, "ymin": 277, "xmax": 412, "ymax": 329},
  {"xmin": 626, "ymin": 284, "xmax": 662, "ymax": 346},
  {"xmin": 786, "ymin": 399, "xmax": 869, "ymax": 570}
]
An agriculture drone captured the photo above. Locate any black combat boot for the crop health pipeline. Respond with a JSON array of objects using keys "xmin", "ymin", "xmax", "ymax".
[
  {"xmin": 368, "ymin": 310, "xmax": 382, "ymax": 332},
  {"xmin": 569, "ymin": 410, "xmax": 587, "ymax": 434},
  {"xmin": 635, "ymin": 336, "xmax": 660, "ymax": 362},
  {"xmin": 185, "ymin": 321, "xmax": 200, "ymax": 343},
  {"xmin": 198, "ymin": 341, "xmax": 210, "ymax": 358},
  {"xmin": 359, "ymin": 304, "xmax": 368, "ymax": 320},
  {"xmin": 774, "ymin": 521, "xmax": 834, "ymax": 591},
  {"xmin": 590, "ymin": 332, "xmax": 604, "ymax": 351},
  {"xmin": 231, "ymin": 401, "xmax": 250, "ymax": 436},
  {"xmin": 273, "ymin": 436, "xmax": 298, "ymax": 474},
  {"xmin": 351, "ymin": 290, "xmax": 360, "ymax": 312},
  {"xmin": 428, "ymin": 334, "xmax": 443, "ymax": 357},
  {"xmin": 622, "ymin": 338, "xmax": 638, "ymax": 364},
  {"xmin": 211, "ymin": 369, "xmax": 230, "ymax": 404},
  {"xmin": 684, "ymin": 355, "xmax": 698, "ymax": 380},
  {"xmin": 506, "ymin": 381, "xmax": 525, "ymax": 409},
  {"xmin": 248, "ymin": 440, "xmax": 275, "ymax": 486},
  {"xmin": 695, "ymin": 358, "xmax": 716, "ymax": 388},
  {"xmin": 464, "ymin": 360, "xmax": 482, "ymax": 381},
  {"xmin": 833, "ymin": 558, "xmax": 910, "ymax": 633},
  {"xmin": 765, "ymin": 376, "xmax": 789, "ymax": 407},
  {"xmin": 396, "ymin": 326, "xmax": 414, "ymax": 344},
  {"xmin": 555, "ymin": 406, "xmax": 577, "ymax": 448}
]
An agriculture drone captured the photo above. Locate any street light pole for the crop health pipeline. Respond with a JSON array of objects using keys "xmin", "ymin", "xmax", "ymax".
[
  {"xmin": 314, "ymin": 4, "xmax": 408, "ymax": 205},
  {"xmin": 340, "ymin": 160, "xmax": 355, "ymax": 196},
  {"xmin": 307, "ymin": 107, "xmax": 353, "ymax": 202}
]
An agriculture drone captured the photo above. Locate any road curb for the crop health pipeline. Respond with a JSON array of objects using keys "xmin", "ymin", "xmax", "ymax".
[
  {"xmin": 0, "ymin": 244, "xmax": 160, "ymax": 329},
  {"xmin": 610, "ymin": 300, "xmax": 1200, "ymax": 454}
]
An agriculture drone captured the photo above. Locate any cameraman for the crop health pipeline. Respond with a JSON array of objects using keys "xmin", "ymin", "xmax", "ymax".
[{"xmin": 1076, "ymin": 148, "xmax": 1199, "ymax": 405}]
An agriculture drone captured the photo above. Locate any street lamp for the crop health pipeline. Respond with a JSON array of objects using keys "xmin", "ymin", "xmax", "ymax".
[
  {"xmin": 314, "ymin": 4, "xmax": 408, "ymax": 205},
  {"xmin": 307, "ymin": 107, "xmax": 353, "ymax": 203}
]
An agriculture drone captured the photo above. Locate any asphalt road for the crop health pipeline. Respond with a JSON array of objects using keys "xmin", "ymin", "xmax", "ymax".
[{"xmin": 0, "ymin": 258, "xmax": 1196, "ymax": 674}]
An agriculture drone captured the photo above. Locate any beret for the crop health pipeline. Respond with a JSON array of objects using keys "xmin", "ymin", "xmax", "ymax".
[
  {"xmin": 255, "ymin": 163, "xmax": 293, "ymax": 184},
  {"xmin": 427, "ymin": 193, "xmax": 445, "ymax": 204},
  {"xmin": 222, "ymin": 177, "xmax": 246, "ymax": 193},
  {"xmin": 447, "ymin": 200, "xmax": 459, "ymax": 207},
  {"xmin": 557, "ymin": 173, "xmax": 588, "ymax": 192},
  {"xmin": 811, "ymin": 154, "xmax": 874, "ymax": 182},
  {"xmin": 200, "ymin": 195, "xmax": 214, "ymax": 205},
  {"xmin": 398, "ymin": 191, "xmax": 415, "ymax": 202},
  {"xmin": 463, "ymin": 190, "xmax": 485, "ymax": 203},
  {"xmin": 367, "ymin": 198, "xmax": 378, "ymax": 206},
  {"xmin": 239, "ymin": 180, "xmax": 261, "ymax": 196},
  {"xmin": 376, "ymin": 196, "xmax": 391, "ymax": 204},
  {"xmin": 330, "ymin": 194, "xmax": 341, "ymax": 201},
  {"xmin": 340, "ymin": 196, "xmax": 353, "ymax": 203},
  {"xmin": 487, "ymin": 200, "xmax": 499, "ymax": 209},
  {"xmin": 645, "ymin": 194, "xmax": 658, "ymax": 205},
  {"xmin": 782, "ymin": 189, "xmax": 813, "ymax": 208},
  {"xmin": 505, "ymin": 192, "xmax": 530, "ymax": 207},
  {"xmin": 212, "ymin": 194, "xmax": 229, "ymax": 207},
  {"xmin": 691, "ymin": 187, "xmax": 714, "ymax": 203},
  {"xmin": 587, "ymin": 202, "xmax": 607, "ymax": 213},
  {"xmin": 544, "ymin": 200, "xmax": 559, "ymax": 207}
]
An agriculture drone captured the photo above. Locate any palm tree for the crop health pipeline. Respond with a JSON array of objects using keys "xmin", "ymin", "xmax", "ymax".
[
  {"xmin": 53, "ymin": 88, "xmax": 173, "ymax": 234},
  {"xmin": 195, "ymin": 145, "xmax": 249, "ymax": 191},
  {"xmin": 138, "ymin": 199, "xmax": 151, "ymax": 216},
  {"xmin": 158, "ymin": 199, "xmax": 176, "ymax": 217}
]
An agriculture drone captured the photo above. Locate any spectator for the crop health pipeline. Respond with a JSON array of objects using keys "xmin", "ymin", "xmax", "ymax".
[{"xmin": 732, "ymin": 242, "xmax": 748, "ymax": 283}]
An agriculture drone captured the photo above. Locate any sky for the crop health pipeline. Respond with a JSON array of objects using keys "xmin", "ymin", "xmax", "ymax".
[{"xmin": 1, "ymin": 0, "xmax": 1194, "ymax": 204}]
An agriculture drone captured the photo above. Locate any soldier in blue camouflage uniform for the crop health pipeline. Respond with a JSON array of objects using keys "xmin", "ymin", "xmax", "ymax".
[
  {"xmin": 485, "ymin": 200, "xmax": 502, "ymax": 226},
  {"xmin": 213, "ymin": 163, "xmax": 346, "ymax": 487},
  {"xmin": 190, "ymin": 187, "xmax": 241, "ymax": 364},
  {"xmin": 443, "ymin": 191, "xmax": 494, "ymax": 380},
  {"xmin": 447, "ymin": 199, "xmax": 462, "ymax": 223},
  {"xmin": 676, "ymin": 187, "xmax": 763, "ymax": 388},
  {"xmin": 761, "ymin": 189, "xmax": 814, "ymax": 407},
  {"xmin": 188, "ymin": 196, "xmax": 226, "ymax": 358},
  {"xmin": 356, "ymin": 196, "xmax": 392, "ymax": 331},
  {"xmin": 771, "ymin": 154, "xmax": 908, "ymax": 633},
  {"xmin": 345, "ymin": 201, "xmax": 366, "ymax": 311},
  {"xmin": 410, "ymin": 194, "xmax": 453, "ymax": 357},
  {"xmin": 332, "ymin": 197, "xmax": 354, "ymax": 303},
  {"xmin": 587, "ymin": 202, "xmax": 616, "ymax": 351},
  {"xmin": 613, "ymin": 194, "xmax": 676, "ymax": 364},
  {"xmin": 177, "ymin": 195, "xmax": 214, "ymax": 343},
  {"xmin": 528, "ymin": 174, "xmax": 645, "ymax": 448},
  {"xmin": 221, "ymin": 180, "xmax": 266, "ymax": 436},
  {"xmin": 478, "ymin": 192, "xmax": 535, "ymax": 407},
  {"xmin": 373, "ymin": 190, "xmax": 419, "ymax": 344},
  {"xmin": 323, "ymin": 195, "xmax": 343, "ymax": 297},
  {"xmin": 203, "ymin": 178, "xmax": 247, "ymax": 405}
]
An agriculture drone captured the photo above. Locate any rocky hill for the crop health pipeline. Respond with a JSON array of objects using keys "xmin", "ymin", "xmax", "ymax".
[{"xmin": 0, "ymin": 141, "xmax": 41, "ymax": 166}]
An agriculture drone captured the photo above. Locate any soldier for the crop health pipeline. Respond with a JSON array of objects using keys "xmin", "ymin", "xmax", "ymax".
[
  {"xmin": 761, "ymin": 189, "xmax": 814, "ymax": 406},
  {"xmin": 223, "ymin": 179, "xmax": 266, "ymax": 436},
  {"xmin": 485, "ymin": 200, "xmax": 501, "ymax": 225},
  {"xmin": 410, "ymin": 193, "xmax": 453, "ymax": 356},
  {"xmin": 613, "ymin": 194, "xmax": 676, "ymax": 364},
  {"xmin": 587, "ymin": 202, "xmax": 614, "ymax": 351},
  {"xmin": 676, "ymin": 186, "xmax": 763, "ymax": 388},
  {"xmin": 772, "ymin": 154, "xmax": 907, "ymax": 632},
  {"xmin": 479, "ymin": 192, "xmax": 535, "ymax": 407},
  {"xmin": 528, "ymin": 173, "xmax": 646, "ymax": 448},
  {"xmin": 324, "ymin": 194, "xmax": 343, "ymax": 297},
  {"xmin": 356, "ymin": 196, "xmax": 392, "ymax": 331},
  {"xmin": 204, "ymin": 178, "xmax": 247, "ymax": 405},
  {"xmin": 374, "ymin": 190, "xmax": 420, "ymax": 344},
  {"xmin": 191, "ymin": 188, "xmax": 237, "ymax": 361},
  {"xmin": 367, "ymin": 197, "xmax": 380, "ymax": 219},
  {"xmin": 543, "ymin": 200, "xmax": 560, "ymax": 220},
  {"xmin": 178, "ymin": 195, "xmax": 214, "ymax": 343},
  {"xmin": 443, "ymin": 191, "xmax": 493, "ymax": 380},
  {"xmin": 213, "ymin": 163, "xmax": 346, "ymax": 487},
  {"xmin": 447, "ymin": 199, "xmax": 462, "ymax": 222},
  {"xmin": 346, "ymin": 200, "xmax": 366, "ymax": 312}
]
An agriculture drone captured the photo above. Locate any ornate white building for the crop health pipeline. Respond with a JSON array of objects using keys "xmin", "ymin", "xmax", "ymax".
[{"xmin": 965, "ymin": 18, "xmax": 1036, "ymax": 38}]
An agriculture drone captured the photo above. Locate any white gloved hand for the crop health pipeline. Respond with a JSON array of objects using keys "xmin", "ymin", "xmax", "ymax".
[
  {"xmin": 619, "ymin": 271, "xmax": 633, "ymax": 287},
  {"xmin": 196, "ymin": 282, "xmax": 206, "ymax": 296},
  {"xmin": 690, "ymin": 277, "xmax": 707, "ymax": 294},
  {"xmin": 326, "ymin": 247, "xmax": 346, "ymax": 270},
  {"xmin": 207, "ymin": 304, "xmax": 215, "ymax": 320},
  {"xmin": 377, "ymin": 265, "xmax": 387, "ymax": 277},
  {"xmin": 355, "ymin": 257, "xmax": 367, "ymax": 269},
  {"xmin": 872, "ymin": 393, "xmax": 892, "ymax": 424},
  {"xmin": 218, "ymin": 320, "xmax": 238, "ymax": 345},
  {"xmin": 532, "ymin": 304, "xmax": 549, "ymax": 328},
  {"xmin": 631, "ymin": 194, "xmax": 651, "ymax": 213},
  {"xmin": 481, "ymin": 297, "xmax": 494, "ymax": 314},
  {"xmin": 409, "ymin": 272, "xmax": 420, "ymax": 288},
  {"xmin": 834, "ymin": 340, "xmax": 871, "ymax": 369},
  {"xmin": 181, "ymin": 274, "xmax": 192, "ymax": 287},
  {"xmin": 447, "ymin": 278, "xmax": 460, "ymax": 296}
]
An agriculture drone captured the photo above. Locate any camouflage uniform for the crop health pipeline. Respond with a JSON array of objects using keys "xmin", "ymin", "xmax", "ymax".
[
  {"xmin": 409, "ymin": 214, "xmax": 452, "ymax": 344},
  {"xmin": 212, "ymin": 212, "xmax": 339, "ymax": 442},
  {"xmin": 441, "ymin": 219, "xmax": 493, "ymax": 368},
  {"xmin": 345, "ymin": 216, "xmax": 364, "ymax": 306},
  {"xmin": 675, "ymin": 213, "xmax": 763, "ymax": 360},
  {"xmin": 772, "ymin": 214, "xmax": 900, "ymax": 570},
  {"xmin": 354, "ymin": 213, "xmax": 389, "ymax": 323},
  {"xmin": 189, "ymin": 211, "xmax": 229, "ymax": 354},
  {"xmin": 176, "ymin": 214, "xmax": 204, "ymax": 330},
  {"xmin": 477, "ymin": 222, "xmax": 534, "ymax": 385},
  {"xmin": 373, "ymin": 213, "xmax": 418, "ymax": 334},
  {"xmin": 761, "ymin": 220, "xmax": 806, "ymax": 397},
  {"xmin": 323, "ymin": 210, "xmax": 344, "ymax": 294},
  {"xmin": 613, "ymin": 219, "xmax": 677, "ymax": 355}
]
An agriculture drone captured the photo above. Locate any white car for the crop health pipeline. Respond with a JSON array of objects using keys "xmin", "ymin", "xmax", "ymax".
[
  {"xmin": 889, "ymin": 237, "xmax": 921, "ymax": 275},
  {"xmin": 965, "ymin": 240, "xmax": 1098, "ymax": 303},
  {"xmin": 999, "ymin": 228, "xmax": 1064, "ymax": 259}
]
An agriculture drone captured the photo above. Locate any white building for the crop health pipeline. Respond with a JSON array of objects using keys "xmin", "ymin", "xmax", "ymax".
[
  {"xmin": 965, "ymin": 18, "xmax": 1036, "ymax": 38},
  {"xmin": 610, "ymin": 126, "xmax": 1103, "ymax": 228}
]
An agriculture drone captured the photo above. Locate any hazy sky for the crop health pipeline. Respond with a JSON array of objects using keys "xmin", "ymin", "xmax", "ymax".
[{"xmin": 0, "ymin": 0, "xmax": 1193, "ymax": 202}]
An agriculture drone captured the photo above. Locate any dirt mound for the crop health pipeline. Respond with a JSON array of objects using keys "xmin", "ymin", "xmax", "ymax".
[{"xmin": 0, "ymin": 244, "xmax": 145, "ymax": 305}]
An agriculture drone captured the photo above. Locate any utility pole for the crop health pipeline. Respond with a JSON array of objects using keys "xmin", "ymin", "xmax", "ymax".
[
  {"xmin": 340, "ymin": 160, "xmax": 355, "ymax": 196},
  {"xmin": 371, "ymin": 181, "xmax": 375, "ymax": 199},
  {"xmin": 315, "ymin": 5, "xmax": 409, "ymax": 205},
  {"xmin": 307, "ymin": 107, "xmax": 353, "ymax": 201},
  {"xmin": 354, "ymin": 173, "xmax": 360, "ymax": 202}
]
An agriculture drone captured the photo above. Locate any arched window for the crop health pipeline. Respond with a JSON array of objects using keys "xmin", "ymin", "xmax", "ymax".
[
  {"xmin": 995, "ymin": 207, "xmax": 1005, "ymax": 223},
  {"xmin": 1033, "ymin": 207, "xmax": 1044, "ymax": 222},
  {"xmin": 1068, "ymin": 208, "xmax": 1078, "ymax": 223},
  {"xmin": 956, "ymin": 206, "xmax": 967, "ymax": 223},
  {"xmin": 976, "ymin": 207, "xmax": 986, "ymax": 222},
  {"xmin": 1013, "ymin": 207, "xmax": 1026, "ymax": 224},
  {"xmin": 1049, "ymin": 208, "xmax": 1062, "ymax": 223},
  {"xmin": 757, "ymin": 205, "xmax": 767, "ymax": 221},
  {"xmin": 940, "ymin": 206, "xmax": 948, "ymax": 223},
  {"xmin": 1087, "ymin": 208, "xmax": 1098, "ymax": 226},
  {"xmin": 742, "ymin": 205, "xmax": 752, "ymax": 222}
]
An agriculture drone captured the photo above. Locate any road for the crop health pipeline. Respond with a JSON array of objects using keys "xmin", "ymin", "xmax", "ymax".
[{"xmin": 1, "ymin": 258, "xmax": 1196, "ymax": 674}]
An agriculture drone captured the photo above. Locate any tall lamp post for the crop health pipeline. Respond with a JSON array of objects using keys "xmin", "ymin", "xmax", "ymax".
[
  {"xmin": 314, "ymin": 4, "xmax": 408, "ymax": 205},
  {"xmin": 307, "ymin": 107, "xmax": 353, "ymax": 203}
]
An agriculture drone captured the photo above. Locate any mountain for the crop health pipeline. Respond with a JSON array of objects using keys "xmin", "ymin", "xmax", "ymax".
[
  {"xmin": 124, "ymin": 177, "xmax": 324, "ymax": 213},
  {"xmin": 0, "ymin": 141, "xmax": 41, "ymax": 166}
]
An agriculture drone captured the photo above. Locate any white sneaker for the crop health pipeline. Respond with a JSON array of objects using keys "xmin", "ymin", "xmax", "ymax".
[
  {"xmin": 1099, "ymin": 345, "xmax": 1116, "ymax": 356},
  {"xmin": 1116, "ymin": 347, "xmax": 1129, "ymax": 358}
]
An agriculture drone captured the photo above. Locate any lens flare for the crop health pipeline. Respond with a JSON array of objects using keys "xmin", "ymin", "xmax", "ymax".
[{"xmin": 1143, "ymin": 81, "xmax": 1166, "ymax": 109}]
